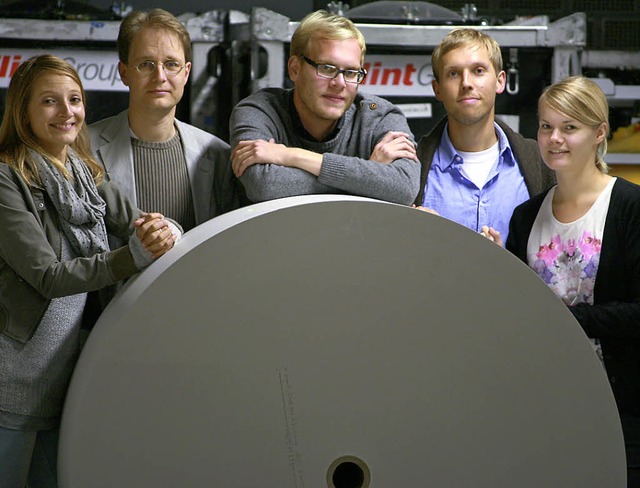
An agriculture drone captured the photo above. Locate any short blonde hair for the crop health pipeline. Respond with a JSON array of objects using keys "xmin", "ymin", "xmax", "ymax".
[
  {"xmin": 0, "ymin": 55, "xmax": 103, "ymax": 186},
  {"xmin": 539, "ymin": 76, "xmax": 610, "ymax": 173},
  {"xmin": 431, "ymin": 28, "xmax": 503, "ymax": 82},
  {"xmin": 290, "ymin": 10, "xmax": 366, "ymax": 65}
]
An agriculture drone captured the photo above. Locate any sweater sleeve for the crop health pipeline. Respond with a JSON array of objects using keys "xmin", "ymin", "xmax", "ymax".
[
  {"xmin": 240, "ymin": 163, "xmax": 337, "ymax": 203},
  {"xmin": 230, "ymin": 91, "xmax": 333, "ymax": 202},
  {"xmin": 317, "ymin": 103, "xmax": 420, "ymax": 205},
  {"xmin": 505, "ymin": 199, "xmax": 536, "ymax": 262},
  {"xmin": 570, "ymin": 301, "xmax": 640, "ymax": 339},
  {"xmin": 230, "ymin": 91, "xmax": 420, "ymax": 204}
]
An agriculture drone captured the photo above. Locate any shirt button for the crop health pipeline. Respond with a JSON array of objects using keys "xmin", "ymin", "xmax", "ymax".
[{"xmin": 38, "ymin": 203, "xmax": 45, "ymax": 209}]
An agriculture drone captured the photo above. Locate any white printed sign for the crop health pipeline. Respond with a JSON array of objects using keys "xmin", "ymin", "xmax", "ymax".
[
  {"xmin": 395, "ymin": 102, "xmax": 433, "ymax": 119},
  {"xmin": 0, "ymin": 49, "xmax": 124, "ymax": 91},
  {"xmin": 359, "ymin": 54, "xmax": 435, "ymax": 97},
  {"xmin": 0, "ymin": 51, "xmax": 436, "ymax": 97}
]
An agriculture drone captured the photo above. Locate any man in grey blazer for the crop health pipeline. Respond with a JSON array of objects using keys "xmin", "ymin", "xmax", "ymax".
[{"xmin": 90, "ymin": 8, "xmax": 237, "ymax": 233}]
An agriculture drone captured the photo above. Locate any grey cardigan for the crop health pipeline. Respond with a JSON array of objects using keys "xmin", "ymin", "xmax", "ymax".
[
  {"xmin": 230, "ymin": 88, "xmax": 421, "ymax": 205},
  {"xmin": 0, "ymin": 163, "xmax": 142, "ymax": 344}
]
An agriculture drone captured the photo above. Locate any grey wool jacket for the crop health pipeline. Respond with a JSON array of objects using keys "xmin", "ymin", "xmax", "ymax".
[
  {"xmin": 0, "ymin": 164, "xmax": 143, "ymax": 343},
  {"xmin": 230, "ymin": 88, "xmax": 421, "ymax": 205}
]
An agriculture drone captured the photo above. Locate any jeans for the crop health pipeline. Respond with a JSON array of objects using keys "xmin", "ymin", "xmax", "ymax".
[
  {"xmin": 0, "ymin": 426, "xmax": 58, "ymax": 488},
  {"xmin": 622, "ymin": 415, "xmax": 640, "ymax": 488}
]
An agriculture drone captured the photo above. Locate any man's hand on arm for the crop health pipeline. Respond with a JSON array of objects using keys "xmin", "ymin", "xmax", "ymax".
[
  {"xmin": 412, "ymin": 205, "xmax": 440, "ymax": 216},
  {"xmin": 231, "ymin": 139, "xmax": 323, "ymax": 177},
  {"xmin": 369, "ymin": 131, "xmax": 418, "ymax": 164},
  {"xmin": 481, "ymin": 225, "xmax": 504, "ymax": 247}
]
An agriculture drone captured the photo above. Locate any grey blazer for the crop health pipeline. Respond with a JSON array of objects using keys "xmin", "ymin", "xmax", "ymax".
[{"xmin": 89, "ymin": 110, "xmax": 238, "ymax": 224}]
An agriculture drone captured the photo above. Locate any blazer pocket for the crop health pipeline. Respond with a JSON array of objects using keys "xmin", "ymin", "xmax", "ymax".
[{"xmin": 0, "ymin": 261, "xmax": 49, "ymax": 344}]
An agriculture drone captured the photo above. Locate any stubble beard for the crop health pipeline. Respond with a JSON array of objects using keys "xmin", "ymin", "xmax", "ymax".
[{"xmin": 450, "ymin": 105, "xmax": 492, "ymax": 127}]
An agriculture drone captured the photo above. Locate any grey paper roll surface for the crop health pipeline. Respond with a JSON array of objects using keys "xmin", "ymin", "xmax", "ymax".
[{"xmin": 59, "ymin": 195, "xmax": 625, "ymax": 487}]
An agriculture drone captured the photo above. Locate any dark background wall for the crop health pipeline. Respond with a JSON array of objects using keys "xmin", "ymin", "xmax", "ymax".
[
  {"xmin": 2, "ymin": 0, "xmax": 639, "ymax": 47},
  {"xmin": 0, "ymin": 0, "xmax": 313, "ymax": 20},
  {"xmin": 93, "ymin": 0, "xmax": 312, "ymax": 19}
]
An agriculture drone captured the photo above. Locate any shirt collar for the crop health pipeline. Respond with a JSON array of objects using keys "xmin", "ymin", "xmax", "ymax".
[
  {"xmin": 436, "ymin": 121, "xmax": 516, "ymax": 169},
  {"xmin": 495, "ymin": 122, "xmax": 516, "ymax": 166}
]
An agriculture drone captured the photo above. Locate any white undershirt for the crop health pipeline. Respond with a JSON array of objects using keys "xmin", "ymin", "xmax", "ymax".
[{"xmin": 457, "ymin": 141, "xmax": 499, "ymax": 189}]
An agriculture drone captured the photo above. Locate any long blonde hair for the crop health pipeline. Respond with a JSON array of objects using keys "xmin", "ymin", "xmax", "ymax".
[
  {"xmin": 0, "ymin": 54, "xmax": 103, "ymax": 186},
  {"xmin": 539, "ymin": 76, "xmax": 609, "ymax": 173}
]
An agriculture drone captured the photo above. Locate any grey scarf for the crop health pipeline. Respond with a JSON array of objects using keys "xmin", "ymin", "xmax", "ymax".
[{"xmin": 30, "ymin": 147, "xmax": 110, "ymax": 257}]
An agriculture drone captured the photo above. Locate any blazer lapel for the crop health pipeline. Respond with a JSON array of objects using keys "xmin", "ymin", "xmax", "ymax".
[
  {"xmin": 97, "ymin": 111, "xmax": 138, "ymax": 206},
  {"xmin": 176, "ymin": 121, "xmax": 214, "ymax": 224}
]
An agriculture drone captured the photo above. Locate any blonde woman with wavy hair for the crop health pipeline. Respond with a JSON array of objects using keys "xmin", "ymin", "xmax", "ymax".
[
  {"xmin": 0, "ymin": 54, "xmax": 101, "ymax": 185},
  {"xmin": 0, "ymin": 55, "xmax": 179, "ymax": 486}
]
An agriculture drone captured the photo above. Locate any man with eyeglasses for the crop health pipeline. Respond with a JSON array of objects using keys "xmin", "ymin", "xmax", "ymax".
[
  {"xmin": 230, "ymin": 10, "xmax": 420, "ymax": 205},
  {"xmin": 90, "ymin": 8, "xmax": 237, "ymax": 236}
]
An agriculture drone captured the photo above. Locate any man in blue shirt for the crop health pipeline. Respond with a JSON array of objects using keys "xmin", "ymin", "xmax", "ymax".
[{"xmin": 414, "ymin": 28, "xmax": 554, "ymax": 242}]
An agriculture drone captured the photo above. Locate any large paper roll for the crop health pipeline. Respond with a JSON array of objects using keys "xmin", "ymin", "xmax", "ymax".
[{"xmin": 59, "ymin": 196, "xmax": 625, "ymax": 487}]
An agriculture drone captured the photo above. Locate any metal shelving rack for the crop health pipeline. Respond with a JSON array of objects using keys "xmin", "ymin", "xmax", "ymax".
[
  {"xmin": 242, "ymin": 7, "xmax": 586, "ymax": 140},
  {"xmin": 247, "ymin": 7, "xmax": 586, "ymax": 93}
]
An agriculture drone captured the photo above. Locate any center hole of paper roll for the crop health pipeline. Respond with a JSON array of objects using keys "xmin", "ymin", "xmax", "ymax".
[
  {"xmin": 333, "ymin": 462, "xmax": 363, "ymax": 488},
  {"xmin": 327, "ymin": 455, "xmax": 370, "ymax": 488}
]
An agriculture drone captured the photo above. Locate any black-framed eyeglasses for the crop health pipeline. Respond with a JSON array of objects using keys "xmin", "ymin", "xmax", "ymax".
[
  {"xmin": 133, "ymin": 60, "xmax": 186, "ymax": 76},
  {"xmin": 301, "ymin": 55, "xmax": 367, "ymax": 84}
]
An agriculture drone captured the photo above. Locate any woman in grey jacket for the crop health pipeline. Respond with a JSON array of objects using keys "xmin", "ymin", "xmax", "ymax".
[{"xmin": 0, "ymin": 55, "xmax": 179, "ymax": 487}]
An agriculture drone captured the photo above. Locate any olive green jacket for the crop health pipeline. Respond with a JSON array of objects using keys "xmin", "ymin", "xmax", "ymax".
[{"xmin": 0, "ymin": 163, "xmax": 141, "ymax": 344}]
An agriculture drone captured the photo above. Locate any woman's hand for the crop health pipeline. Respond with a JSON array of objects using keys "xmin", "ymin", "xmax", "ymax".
[
  {"xmin": 480, "ymin": 225, "xmax": 503, "ymax": 247},
  {"xmin": 134, "ymin": 212, "xmax": 176, "ymax": 259}
]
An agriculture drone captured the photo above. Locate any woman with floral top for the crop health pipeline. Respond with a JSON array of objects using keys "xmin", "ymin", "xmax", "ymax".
[{"xmin": 503, "ymin": 76, "xmax": 640, "ymax": 486}]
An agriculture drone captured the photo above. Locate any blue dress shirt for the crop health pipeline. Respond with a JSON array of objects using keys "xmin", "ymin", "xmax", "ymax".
[{"xmin": 422, "ymin": 122, "xmax": 530, "ymax": 242}]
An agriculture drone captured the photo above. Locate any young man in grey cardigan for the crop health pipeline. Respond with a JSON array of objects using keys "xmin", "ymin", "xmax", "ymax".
[{"xmin": 230, "ymin": 10, "xmax": 421, "ymax": 205}]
